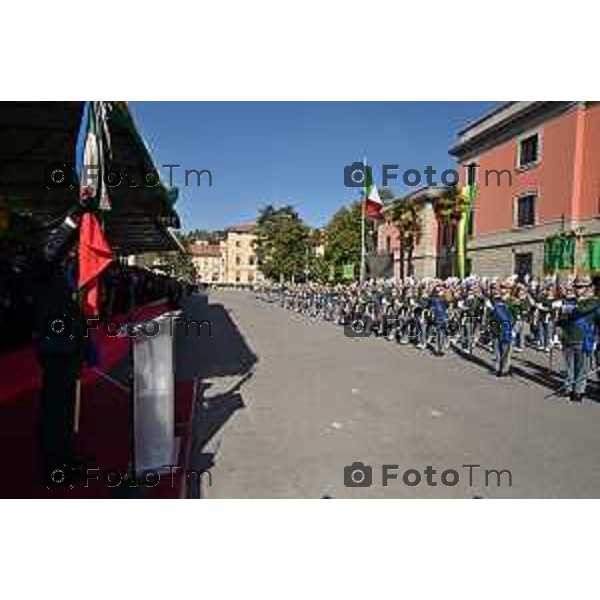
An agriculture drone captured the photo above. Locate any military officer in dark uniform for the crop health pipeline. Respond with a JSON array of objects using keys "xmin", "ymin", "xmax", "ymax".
[{"xmin": 31, "ymin": 208, "xmax": 88, "ymax": 482}]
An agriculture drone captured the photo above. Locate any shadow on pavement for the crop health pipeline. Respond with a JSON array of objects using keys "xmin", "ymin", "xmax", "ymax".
[
  {"xmin": 510, "ymin": 357, "xmax": 564, "ymax": 393},
  {"xmin": 454, "ymin": 342, "xmax": 600, "ymax": 402},
  {"xmin": 175, "ymin": 296, "xmax": 258, "ymax": 380},
  {"xmin": 188, "ymin": 375, "xmax": 252, "ymax": 498},
  {"xmin": 175, "ymin": 294, "xmax": 257, "ymax": 497}
]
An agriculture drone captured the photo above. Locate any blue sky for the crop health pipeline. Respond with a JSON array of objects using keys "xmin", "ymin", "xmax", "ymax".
[{"xmin": 129, "ymin": 101, "xmax": 497, "ymax": 231}]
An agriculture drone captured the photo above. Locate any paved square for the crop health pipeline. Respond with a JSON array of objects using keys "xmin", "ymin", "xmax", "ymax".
[{"xmin": 186, "ymin": 291, "xmax": 600, "ymax": 498}]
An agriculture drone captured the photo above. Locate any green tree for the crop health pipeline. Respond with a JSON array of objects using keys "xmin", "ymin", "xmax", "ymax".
[
  {"xmin": 159, "ymin": 234, "xmax": 197, "ymax": 281},
  {"xmin": 324, "ymin": 201, "xmax": 375, "ymax": 281},
  {"xmin": 309, "ymin": 255, "xmax": 331, "ymax": 283},
  {"xmin": 254, "ymin": 204, "xmax": 311, "ymax": 281},
  {"xmin": 325, "ymin": 203, "xmax": 361, "ymax": 268},
  {"xmin": 389, "ymin": 197, "xmax": 422, "ymax": 278}
]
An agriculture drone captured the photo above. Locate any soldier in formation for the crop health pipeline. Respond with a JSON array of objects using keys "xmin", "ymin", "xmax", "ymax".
[{"xmin": 257, "ymin": 273, "xmax": 600, "ymax": 403}]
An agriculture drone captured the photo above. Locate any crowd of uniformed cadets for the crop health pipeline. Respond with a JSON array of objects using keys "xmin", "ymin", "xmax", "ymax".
[{"xmin": 257, "ymin": 275, "xmax": 600, "ymax": 403}]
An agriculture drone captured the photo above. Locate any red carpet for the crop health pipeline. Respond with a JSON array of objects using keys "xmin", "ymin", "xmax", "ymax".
[{"xmin": 0, "ymin": 301, "xmax": 196, "ymax": 499}]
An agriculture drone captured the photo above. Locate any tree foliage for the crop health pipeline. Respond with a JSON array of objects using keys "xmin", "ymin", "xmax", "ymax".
[
  {"xmin": 433, "ymin": 185, "xmax": 469, "ymax": 223},
  {"xmin": 389, "ymin": 197, "xmax": 422, "ymax": 278},
  {"xmin": 323, "ymin": 201, "xmax": 376, "ymax": 281},
  {"xmin": 254, "ymin": 204, "xmax": 311, "ymax": 281},
  {"xmin": 324, "ymin": 202, "xmax": 362, "ymax": 268},
  {"xmin": 158, "ymin": 233, "xmax": 197, "ymax": 281}
]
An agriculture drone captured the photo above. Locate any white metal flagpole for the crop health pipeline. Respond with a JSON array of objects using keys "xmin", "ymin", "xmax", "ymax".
[{"xmin": 360, "ymin": 155, "xmax": 366, "ymax": 283}]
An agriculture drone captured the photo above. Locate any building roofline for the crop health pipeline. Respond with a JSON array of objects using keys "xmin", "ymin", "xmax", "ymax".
[
  {"xmin": 449, "ymin": 101, "xmax": 578, "ymax": 159},
  {"xmin": 456, "ymin": 102, "xmax": 512, "ymax": 137},
  {"xmin": 225, "ymin": 222, "xmax": 257, "ymax": 233}
]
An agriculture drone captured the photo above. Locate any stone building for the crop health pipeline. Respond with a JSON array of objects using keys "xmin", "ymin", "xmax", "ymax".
[
  {"xmin": 377, "ymin": 186, "xmax": 447, "ymax": 279},
  {"xmin": 190, "ymin": 240, "xmax": 226, "ymax": 284},
  {"xmin": 190, "ymin": 224, "xmax": 265, "ymax": 285},
  {"xmin": 223, "ymin": 223, "xmax": 264, "ymax": 285}
]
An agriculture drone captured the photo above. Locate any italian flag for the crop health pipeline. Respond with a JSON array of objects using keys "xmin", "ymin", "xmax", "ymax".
[
  {"xmin": 80, "ymin": 101, "xmax": 111, "ymax": 211},
  {"xmin": 364, "ymin": 163, "xmax": 383, "ymax": 218}
]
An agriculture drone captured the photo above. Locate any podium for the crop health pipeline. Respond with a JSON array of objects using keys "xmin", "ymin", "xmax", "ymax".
[{"xmin": 131, "ymin": 311, "xmax": 181, "ymax": 475}]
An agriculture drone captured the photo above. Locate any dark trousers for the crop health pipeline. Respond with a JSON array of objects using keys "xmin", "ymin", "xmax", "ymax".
[
  {"xmin": 494, "ymin": 338, "xmax": 512, "ymax": 375},
  {"xmin": 564, "ymin": 344, "xmax": 588, "ymax": 395},
  {"xmin": 38, "ymin": 354, "xmax": 80, "ymax": 465}
]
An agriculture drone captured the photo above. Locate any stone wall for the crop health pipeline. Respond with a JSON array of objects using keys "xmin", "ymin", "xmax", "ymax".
[{"xmin": 468, "ymin": 217, "xmax": 600, "ymax": 278}]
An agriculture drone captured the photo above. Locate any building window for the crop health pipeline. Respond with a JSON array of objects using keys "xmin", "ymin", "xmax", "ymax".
[
  {"xmin": 248, "ymin": 255, "xmax": 255, "ymax": 266},
  {"xmin": 514, "ymin": 252, "xmax": 533, "ymax": 280},
  {"xmin": 385, "ymin": 235, "xmax": 391, "ymax": 254},
  {"xmin": 235, "ymin": 272, "xmax": 241, "ymax": 282},
  {"xmin": 441, "ymin": 223, "xmax": 456, "ymax": 248},
  {"xmin": 518, "ymin": 133, "xmax": 540, "ymax": 168},
  {"xmin": 236, "ymin": 256, "xmax": 241, "ymax": 265},
  {"xmin": 516, "ymin": 194, "xmax": 536, "ymax": 227},
  {"xmin": 248, "ymin": 273, "xmax": 254, "ymax": 283},
  {"xmin": 235, "ymin": 241, "xmax": 241, "ymax": 247}
]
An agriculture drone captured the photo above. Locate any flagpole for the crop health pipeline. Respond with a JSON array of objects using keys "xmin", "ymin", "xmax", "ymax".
[
  {"xmin": 360, "ymin": 194, "xmax": 365, "ymax": 283},
  {"xmin": 360, "ymin": 156, "xmax": 366, "ymax": 284}
]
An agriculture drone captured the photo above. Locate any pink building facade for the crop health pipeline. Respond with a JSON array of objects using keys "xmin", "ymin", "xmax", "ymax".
[
  {"xmin": 450, "ymin": 101, "xmax": 600, "ymax": 278},
  {"xmin": 377, "ymin": 101, "xmax": 600, "ymax": 280}
]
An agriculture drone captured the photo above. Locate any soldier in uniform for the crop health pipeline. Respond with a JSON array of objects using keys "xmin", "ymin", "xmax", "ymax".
[
  {"xmin": 461, "ymin": 284, "xmax": 484, "ymax": 354},
  {"xmin": 557, "ymin": 277, "xmax": 600, "ymax": 402},
  {"xmin": 487, "ymin": 282, "xmax": 517, "ymax": 376},
  {"xmin": 26, "ymin": 206, "xmax": 92, "ymax": 483},
  {"xmin": 428, "ymin": 283, "xmax": 449, "ymax": 356},
  {"xmin": 415, "ymin": 284, "xmax": 430, "ymax": 350}
]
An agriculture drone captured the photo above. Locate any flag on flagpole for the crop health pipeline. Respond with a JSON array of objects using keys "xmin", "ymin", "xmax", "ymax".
[
  {"xmin": 78, "ymin": 213, "xmax": 114, "ymax": 315},
  {"xmin": 363, "ymin": 163, "xmax": 383, "ymax": 219},
  {"xmin": 80, "ymin": 102, "xmax": 112, "ymax": 211},
  {"xmin": 80, "ymin": 103, "xmax": 100, "ymax": 202}
]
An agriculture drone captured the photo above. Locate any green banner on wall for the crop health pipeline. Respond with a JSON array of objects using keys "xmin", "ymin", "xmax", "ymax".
[
  {"xmin": 585, "ymin": 238, "xmax": 600, "ymax": 271},
  {"xmin": 544, "ymin": 235, "xmax": 575, "ymax": 271},
  {"xmin": 342, "ymin": 263, "xmax": 355, "ymax": 280}
]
